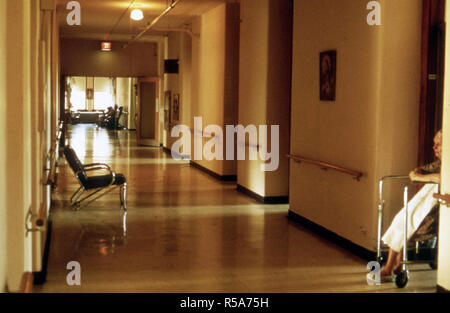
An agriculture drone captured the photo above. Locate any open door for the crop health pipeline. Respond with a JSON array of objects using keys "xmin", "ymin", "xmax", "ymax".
[{"xmin": 137, "ymin": 77, "xmax": 159, "ymax": 146}]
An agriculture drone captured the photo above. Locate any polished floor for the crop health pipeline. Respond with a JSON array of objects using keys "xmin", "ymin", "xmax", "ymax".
[{"xmin": 35, "ymin": 124, "xmax": 437, "ymax": 293}]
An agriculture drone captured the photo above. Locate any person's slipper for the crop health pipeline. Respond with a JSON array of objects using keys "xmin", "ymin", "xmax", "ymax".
[
  {"xmin": 393, "ymin": 265, "xmax": 404, "ymax": 276},
  {"xmin": 381, "ymin": 274, "xmax": 395, "ymax": 283},
  {"xmin": 366, "ymin": 272, "xmax": 395, "ymax": 284}
]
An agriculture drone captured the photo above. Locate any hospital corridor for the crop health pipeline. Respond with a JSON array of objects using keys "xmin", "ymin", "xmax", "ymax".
[
  {"xmin": 34, "ymin": 124, "xmax": 438, "ymax": 293},
  {"xmin": 0, "ymin": 0, "xmax": 450, "ymax": 296}
]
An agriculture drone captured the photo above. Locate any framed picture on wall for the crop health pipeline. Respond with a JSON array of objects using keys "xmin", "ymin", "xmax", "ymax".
[
  {"xmin": 171, "ymin": 94, "xmax": 180, "ymax": 123},
  {"xmin": 320, "ymin": 50, "xmax": 336, "ymax": 101},
  {"xmin": 164, "ymin": 91, "xmax": 171, "ymax": 130},
  {"xmin": 86, "ymin": 88, "xmax": 94, "ymax": 100}
]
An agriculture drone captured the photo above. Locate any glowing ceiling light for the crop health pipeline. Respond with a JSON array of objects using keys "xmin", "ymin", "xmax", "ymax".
[{"xmin": 130, "ymin": 9, "xmax": 144, "ymax": 21}]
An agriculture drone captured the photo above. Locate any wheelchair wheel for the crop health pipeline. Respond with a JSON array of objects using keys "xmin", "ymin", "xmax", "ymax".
[
  {"xmin": 395, "ymin": 270, "xmax": 409, "ymax": 288},
  {"xmin": 429, "ymin": 262, "xmax": 437, "ymax": 270}
]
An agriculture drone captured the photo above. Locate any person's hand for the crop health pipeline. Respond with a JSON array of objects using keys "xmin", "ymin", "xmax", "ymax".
[
  {"xmin": 409, "ymin": 168, "xmax": 440, "ymax": 183},
  {"xmin": 409, "ymin": 168, "xmax": 422, "ymax": 182}
]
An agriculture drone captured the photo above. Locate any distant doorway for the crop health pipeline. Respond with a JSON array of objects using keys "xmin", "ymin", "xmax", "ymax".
[
  {"xmin": 419, "ymin": 0, "xmax": 446, "ymax": 165},
  {"xmin": 137, "ymin": 77, "xmax": 159, "ymax": 146},
  {"xmin": 63, "ymin": 76, "xmax": 134, "ymax": 129}
]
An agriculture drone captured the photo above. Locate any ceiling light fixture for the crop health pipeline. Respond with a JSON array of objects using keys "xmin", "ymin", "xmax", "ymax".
[
  {"xmin": 123, "ymin": 0, "xmax": 182, "ymax": 49},
  {"xmin": 130, "ymin": 9, "xmax": 144, "ymax": 21}
]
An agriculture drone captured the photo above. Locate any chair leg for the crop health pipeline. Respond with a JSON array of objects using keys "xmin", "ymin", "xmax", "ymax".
[
  {"xmin": 120, "ymin": 183, "xmax": 127, "ymax": 210},
  {"xmin": 73, "ymin": 186, "xmax": 119, "ymax": 209},
  {"xmin": 70, "ymin": 186, "xmax": 84, "ymax": 205},
  {"xmin": 120, "ymin": 185, "xmax": 123, "ymax": 207}
]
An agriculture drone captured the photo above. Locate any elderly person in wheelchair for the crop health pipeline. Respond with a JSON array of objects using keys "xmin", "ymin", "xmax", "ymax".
[{"xmin": 378, "ymin": 130, "xmax": 442, "ymax": 281}]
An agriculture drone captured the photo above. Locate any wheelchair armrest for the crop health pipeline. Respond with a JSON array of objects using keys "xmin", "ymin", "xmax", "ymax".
[
  {"xmin": 410, "ymin": 180, "xmax": 439, "ymax": 185},
  {"xmin": 380, "ymin": 175, "xmax": 410, "ymax": 182}
]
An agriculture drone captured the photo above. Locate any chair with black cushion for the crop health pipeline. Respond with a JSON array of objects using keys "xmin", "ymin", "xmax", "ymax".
[{"xmin": 63, "ymin": 146, "xmax": 127, "ymax": 210}]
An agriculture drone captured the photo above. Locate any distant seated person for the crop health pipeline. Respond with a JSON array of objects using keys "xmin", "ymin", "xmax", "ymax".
[
  {"xmin": 376, "ymin": 130, "xmax": 442, "ymax": 282},
  {"xmin": 106, "ymin": 106, "xmax": 115, "ymax": 118},
  {"xmin": 101, "ymin": 106, "xmax": 115, "ymax": 129}
]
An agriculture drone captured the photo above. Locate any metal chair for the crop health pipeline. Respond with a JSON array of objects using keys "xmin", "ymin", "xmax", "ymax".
[{"xmin": 63, "ymin": 146, "xmax": 127, "ymax": 210}]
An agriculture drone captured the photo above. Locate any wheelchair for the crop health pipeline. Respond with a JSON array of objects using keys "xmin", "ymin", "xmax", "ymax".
[{"xmin": 376, "ymin": 175, "xmax": 439, "ymax": 288}]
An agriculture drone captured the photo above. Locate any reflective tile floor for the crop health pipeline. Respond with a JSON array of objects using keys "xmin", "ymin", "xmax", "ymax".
[{"xmin": 35, "ymin": 124, "xmax": 437, "ymax": 293}]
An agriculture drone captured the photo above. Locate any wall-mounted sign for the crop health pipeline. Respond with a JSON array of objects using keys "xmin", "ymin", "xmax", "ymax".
[{"xmin": 101, "ymin": 42, "xmax": 112, "ymax": 52}]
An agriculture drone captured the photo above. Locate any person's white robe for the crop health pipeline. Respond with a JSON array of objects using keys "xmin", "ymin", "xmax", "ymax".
[{"xmin": 382, "ymin": 183, "xmax": 439, "ymax": 252}]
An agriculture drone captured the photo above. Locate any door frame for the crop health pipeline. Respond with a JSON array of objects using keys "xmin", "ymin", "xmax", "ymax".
[
  {"xmin": 419, "ymin": 0, "xmax": 446, "ymax": 165},
  {"xmin": 137, "ymin": 77, "xmax": 160, "ymax": 146}
]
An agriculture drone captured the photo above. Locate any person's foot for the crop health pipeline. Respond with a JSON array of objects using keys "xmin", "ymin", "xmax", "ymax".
[
  {"xmin": 393, "ymin": 263, "xmax": 403, "ymax": 275},
  {"xmin": 380, "ymin": 268, "xmax": 393, "ymax": 277},
  {"xmin": 380, "ymin": 268, "xmax": 395, "ymax": 282},
  {"xmin": 366, "ymin": 269, "xmax": 394, "ymax": 284}
]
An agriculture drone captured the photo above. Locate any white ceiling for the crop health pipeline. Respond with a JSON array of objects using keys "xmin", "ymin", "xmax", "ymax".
[{"xmin": 57, "ymin": 0, "xmax": 235, "ymax": 40}]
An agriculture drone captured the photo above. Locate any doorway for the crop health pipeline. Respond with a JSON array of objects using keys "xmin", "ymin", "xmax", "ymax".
[
  {"xmin": 419, "ymin": 0, "xmax": 446, "ymax": 165},
  {"xmin": 64, "ymin": 76, "xmax": 134, "ymax": 129},
  {"xmin": 137, "ymin": 77, "xmax": 159, "ymax": 146}
]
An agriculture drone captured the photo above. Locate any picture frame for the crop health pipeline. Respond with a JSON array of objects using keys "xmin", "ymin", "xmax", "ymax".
[
  {"xmin": 320, "ymin": 50, "xmax": 336, "ymax": 101},
  {"xmin": 164, "ymin": 91, "xmax": 171, "ymax": 130},
  {"xmin": 171, "ymin": 94, "xmax": 180, "ymax": 123},
  {"xmin": 86, "ymin": 88, "xmax": 94, "ymax": 100}
]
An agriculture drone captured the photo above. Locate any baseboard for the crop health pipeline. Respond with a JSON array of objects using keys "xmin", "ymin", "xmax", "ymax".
[
  {"xmin": 288, "ymin": 210, "xmax": 376, "ymax": 261},
  {"xmin": 161, "ymin": 146, "xmax": 190, "ymax": 160},
  {"xmin": 20, "ymin": 272, "xmax": 34, "ymax": 293},
  {"xmin": 189, "ymin": 161, "xmax": 237, "ymax": 182},
  {"xmin": 237, "ymin": 184, "xmax": 289, "ymax": 204},
  {"xmin": 162, "ymin": 146, "xmax": 171, "ymax": 155},
  {"xmin": 437, "ymin": 284, "xmax": 450, "ymax": 293},
  {"xmin": 33, "ymin": 219, "xmax": 52, "ymax": 285}
]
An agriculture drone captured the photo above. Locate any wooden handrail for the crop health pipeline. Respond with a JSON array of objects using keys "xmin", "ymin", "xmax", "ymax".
[
  {"xmin": 286, "ymin": 154, "xmax": 364, "ymax": 181},
  {"xmin": 433, "ymin": 193, "xmax": 450, "ymax": 205}
]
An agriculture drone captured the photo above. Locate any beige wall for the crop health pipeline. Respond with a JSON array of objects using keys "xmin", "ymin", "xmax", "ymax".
[
  {"xmin": 437, "ymin": 1, "xmax": 450, "ymax": 291},
  {"xmin": 130, "ymin": 77, "xmax": 138, "ymax": 130},
  {"xmin": 191, "ymin": 3, "xmax": 240, "ymax": 176},
  {"xmin": 238, "ymin": 0, "xmax": 291, "ymax": 197},
  {"xmin": 0, "ymin": 0, "xmax": 57, "ymax": 292},
  {"xmin": 164, "ymin": 32, "xmax": 181, "ymax": 150},
  {"xmin": 30, "ymin": 0, "xmax": 43, "ymax": 274},
  {"xmin": 0, "ymin": 0, "xmax": 6, "ymax": 293},
  {"xmin": 163, "ymin": 31, "xmax": 193, "ymax": 154},
  {"xmin": 4, "ymin": 0, "xmax": 33, "ymax": 291},
  {"xmin": 116, "ymin": 77, "xmax": 131, "ymax": 129},
  {"xmin": 60, "ymin": 38, "xmax": 158, "ymax": 77},
  {"xmin": 181, "ymin": 33, "xmax": 192, "ymax": 142},
  {"xmin": 290, "ymin": 0, "xmax": 422, "ymax": 250}
]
